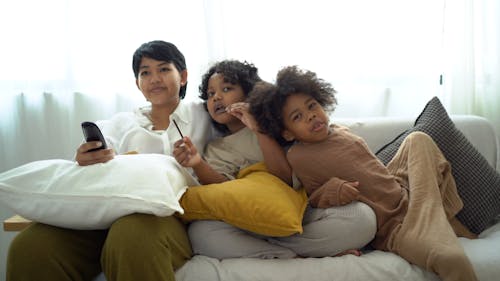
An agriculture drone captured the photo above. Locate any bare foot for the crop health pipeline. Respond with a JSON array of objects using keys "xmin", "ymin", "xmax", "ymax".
[{"xmin": 335, "ymin": 249, "xmax": 362, "ymax": 257}]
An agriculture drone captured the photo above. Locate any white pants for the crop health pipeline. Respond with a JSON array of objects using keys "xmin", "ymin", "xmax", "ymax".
[{"xmin": 188, "ymin": 201, "xmax": 377, "ymax": 259}]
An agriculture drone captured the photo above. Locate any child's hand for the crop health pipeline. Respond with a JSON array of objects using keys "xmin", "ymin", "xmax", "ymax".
[
  {"xmin": 339, "ymin": 181, "xmax": 360, "ymax": 205},
  {"xmin": 173, "ymin": 136, "xmax": 202, "ymax": 167},
  {"xmin": 226, "ymin": 102, "xmax": 260, "ymax": 132}
]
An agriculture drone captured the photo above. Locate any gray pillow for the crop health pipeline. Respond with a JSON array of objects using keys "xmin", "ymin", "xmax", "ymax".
[{"xmin": 376, "ymin": 96, "xmax": 500, "ymax": 234}]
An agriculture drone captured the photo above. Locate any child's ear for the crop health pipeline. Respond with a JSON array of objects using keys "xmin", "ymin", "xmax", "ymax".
[{"xmin": 282, "ymin": 130, "xmax": 295, "ymax": 142}]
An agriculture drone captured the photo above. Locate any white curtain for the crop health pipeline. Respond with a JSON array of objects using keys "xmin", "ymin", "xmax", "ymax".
[
  {"xmin": 206, "ymin": 0, "xmax": 445, "ymax": 118},
  {"xmin": 0, "ymin": 1, "xmax": 498, "ymax": 277},
  {"xmin": 0, "ymin": 0, "xmax": 498, "ymax": 173},
  {"xmin": 0, "ymin": 0, "xmax": 211, "ymax": 97},
  {"xmin": 0, "ymin": 0, "xmax": 211, "ymax": 172},
  {"xmin": 442, "ymin": 0, "xmax": 500, "ymax": 141}
]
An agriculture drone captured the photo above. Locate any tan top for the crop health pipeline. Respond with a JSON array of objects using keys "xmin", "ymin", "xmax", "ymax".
[
  {"xmin": 287, "ymin": 124, "xmax": 408, "ymax": 249},
  {"xmin": 204, "ymin": 127, "xmax": 263, "ymax": 180}
]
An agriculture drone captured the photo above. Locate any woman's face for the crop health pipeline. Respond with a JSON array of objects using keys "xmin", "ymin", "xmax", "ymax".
[
  {"xmin": 136, "ymin": 57, "xmax": 187, "ymax": 107},
  {"xmin": 206, "ymin": 73, "xmax": 246, "ymax": 133},
  {"xmin": 281, "ymin": 93, "xmax": 330, "ymax": 144}
]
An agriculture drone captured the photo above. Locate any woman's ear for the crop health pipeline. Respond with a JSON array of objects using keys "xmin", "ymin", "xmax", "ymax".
[
  {"xmin": 282, "ymin": 129, "xmax": 295, "ymax": 142},
  {"xmin": 180, "ymin": 70, "xmax": 188, "ymax": 86}
]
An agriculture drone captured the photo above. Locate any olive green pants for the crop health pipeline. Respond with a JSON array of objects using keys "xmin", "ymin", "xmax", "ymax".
[{"xmin": 7, "ymin": 213, "xmax": 192, "ymax": 281}]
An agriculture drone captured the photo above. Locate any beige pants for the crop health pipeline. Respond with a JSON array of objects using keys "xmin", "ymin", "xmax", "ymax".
[{"xmin": 386, "ymin": 132, "xmax": 478, "ymax": 281}]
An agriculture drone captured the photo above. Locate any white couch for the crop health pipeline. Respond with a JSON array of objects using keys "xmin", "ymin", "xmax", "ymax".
[{"xmin": 91, "ymin": 114, "xmax": 500, "ymax": 281}]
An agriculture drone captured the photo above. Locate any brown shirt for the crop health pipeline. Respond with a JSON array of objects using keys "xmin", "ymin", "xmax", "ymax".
[{"xmin": 287, "ymin": 124, "xmax": 408, "ymax": 249}]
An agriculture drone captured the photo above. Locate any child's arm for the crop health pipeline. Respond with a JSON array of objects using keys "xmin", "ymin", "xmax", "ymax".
[
  {"xmin": 308, "ymin": 177, "xmax": 360, "ymax": 208},
  {"xmin": 255, "ymin": 132, "xmax": 293, "ymax": 185},
  {"xmin": 173, "ymin": 137, "xmax": 228, "ymax": 184},
  {"xmin": 227, "ymin": 102, "xmax": 293, "ymax": 185}
]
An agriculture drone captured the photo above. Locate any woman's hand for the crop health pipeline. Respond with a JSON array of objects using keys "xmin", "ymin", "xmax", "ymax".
[
  {"xmin": 226, "ymin": 102, "xmax": 259, "ymax": 132},
  {"xmin": 173, "ymin": 136, "xmax": 202, "ymax": 167},
  {"xmin": 75, "ymin": 141, "xmax": 115, "ymax": 166}
]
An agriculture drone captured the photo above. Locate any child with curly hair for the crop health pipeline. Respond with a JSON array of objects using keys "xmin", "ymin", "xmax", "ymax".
[
  {"xmin": 173, "ymin": 60, "xmax": 376, "ymax": 259},
  {"xmin": 248, "ymin": 65, "xmax": 478, "ymax": 281}
]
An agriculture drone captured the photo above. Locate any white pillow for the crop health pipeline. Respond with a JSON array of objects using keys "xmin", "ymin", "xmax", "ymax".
[{"xmin": 0, "ymin": 154, "xmax": 197, "ymax": 230}]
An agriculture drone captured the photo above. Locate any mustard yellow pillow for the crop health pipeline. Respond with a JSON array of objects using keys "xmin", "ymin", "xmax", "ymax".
[{"xmin": 179, "ymin": 162, "xmax": 308, "ymax": 237}]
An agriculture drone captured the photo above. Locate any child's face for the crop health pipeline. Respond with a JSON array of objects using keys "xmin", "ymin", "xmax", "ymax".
[
  {"xmin": 136, "ymin": 57, "xmax": 187, "ymax": 106},
  {"xmin": 281, "ymin": 93, "xmax": 330, "ymax": 144},
  {"xmin": 206, "ymin": 73, "xmax": 246, "ymax": 133}
]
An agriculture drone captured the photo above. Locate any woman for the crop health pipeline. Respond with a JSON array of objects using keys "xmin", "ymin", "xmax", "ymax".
[{"xmin": 7, "ymin": 40, "xmax": 215, "ymax": 281}]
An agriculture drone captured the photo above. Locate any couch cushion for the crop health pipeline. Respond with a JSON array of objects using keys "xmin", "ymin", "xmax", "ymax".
[
  {"xmin": 336, "ymin": 118, "xmax": 413, "ymax": 153},
  {"xmin": 179, "ymin": 162, "xmax": 308, "ymax": 237},
  {"xmin": 376, "ymin": 96, "xmax": 500, "ymax": 234}
]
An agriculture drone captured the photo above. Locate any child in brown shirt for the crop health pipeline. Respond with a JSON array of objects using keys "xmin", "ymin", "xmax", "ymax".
[{"xmin": 248, "ymin": 65, "xmax": 478, "ymax": 281}]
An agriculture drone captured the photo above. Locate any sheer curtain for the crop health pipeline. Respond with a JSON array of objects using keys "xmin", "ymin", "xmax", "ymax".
[
  {"xmin": 0, "ymin": 0, "xmax": 211, "ymax": 172},
  {"xmin": 0, "ymin": 1, "xmax": 499, "ymax": 278},
  {"xmin": 206, "ymin": 0, "xmax": 445, "ymax": 118},
  {"xmin": 0, "ymin": 0, "xmax": 498, "ymax": 169},
  {"xmin": 442, "ymin": 0, "xmax": 500, "ymax": 142}
]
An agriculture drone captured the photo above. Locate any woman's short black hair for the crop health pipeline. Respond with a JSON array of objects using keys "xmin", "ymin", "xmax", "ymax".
[
  {"xmin": 132, "ymin": 40, "xmax": 188, "ymax": 99},
  {"xmin": 199, "ymin": 60, "xmax": 261, "ymax": 133},
  {"xmin": 248, "ymin": 65, "xmax": 337, "ymax": 145}
]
